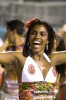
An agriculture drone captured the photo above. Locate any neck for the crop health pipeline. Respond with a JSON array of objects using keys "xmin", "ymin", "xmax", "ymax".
[
  {"xmin": 15, "ymin": 40, "xmax": 23, "ymax": 47},
  {"xmin": 31, "ymin": 51, "xmax": 44, "ymax": 60},
  {"xmin": 16, "ymin": 44, "xmax": 23, "ymax": 50},
  {"xmin": 14, "ymin": 35, "xmax": 23, "ymax": 47}
]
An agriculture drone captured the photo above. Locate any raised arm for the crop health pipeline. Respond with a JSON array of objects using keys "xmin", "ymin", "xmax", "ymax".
[
  {"xmin": 0, "ymin": 51, "xmax": 18, "ymax": 64},
  {"xmin": 50, "ymin": 51, "xmax": 66, "ymax": 66},
  {"xmin": 0, "ymin": 51, "xmax": 25, "ymax": 67}
]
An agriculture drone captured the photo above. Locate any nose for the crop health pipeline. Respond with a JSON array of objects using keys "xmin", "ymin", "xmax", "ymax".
[{"xmin": 35, "ymin": 32, "xmax": 40, "ymax": 38}]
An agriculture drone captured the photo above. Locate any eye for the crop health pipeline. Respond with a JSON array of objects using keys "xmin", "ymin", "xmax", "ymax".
[
  {"xmin": 31, "ymin": 30, "xmax": 37, "ymax": 35},
  {"xmin": 40, "ymin": 31, "xmax": 46, "ymax": 37}
]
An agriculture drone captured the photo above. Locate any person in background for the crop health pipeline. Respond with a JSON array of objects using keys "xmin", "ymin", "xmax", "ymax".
[
  {"xmin": 56, "ymin": 24, "xmax": 66, "ymax": 48},
  {"xmin": 54, "ymin": 25, "xmax": 66, "ymax": 100},
  {"xmin": 50, "ymin": 32, "xmax": 66, "ymax": 99},
  {"xmin": 0, "ymin": 19, "xmax": 26, "ymax": 100},
  {"xmin": 0, "ymin": 19, "xmax": 66, "ymax": 100}
]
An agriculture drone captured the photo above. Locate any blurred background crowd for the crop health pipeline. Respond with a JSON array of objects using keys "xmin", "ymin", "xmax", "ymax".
[{"xmin": 0, "ymin": 0, "xmax": 66, "ymax": 40}]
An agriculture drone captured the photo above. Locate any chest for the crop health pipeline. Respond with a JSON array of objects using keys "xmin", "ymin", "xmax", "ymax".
[
  {"xmin": 35, "ymin": 60, "xmax": 51, "ymax": 79},
  {"xmin": 22, "ymin": 56, "xmax": 57, "ymax": 83}
]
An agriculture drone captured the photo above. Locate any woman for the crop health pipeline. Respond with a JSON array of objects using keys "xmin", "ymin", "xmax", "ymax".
[{"xmin": 0, "ymin": 19, "xmax": 66, "ymax": 100}]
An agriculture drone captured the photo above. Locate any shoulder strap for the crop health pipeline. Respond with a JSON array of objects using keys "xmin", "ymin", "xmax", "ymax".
[{"xmin": 43, "ymin": 53, "xmax": 51, "ymax": 63}]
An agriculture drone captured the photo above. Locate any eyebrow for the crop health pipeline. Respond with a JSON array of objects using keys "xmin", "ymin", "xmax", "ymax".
[{"xmin": 31, "ymin": 30, "xmax": 46, "ymax": 32}]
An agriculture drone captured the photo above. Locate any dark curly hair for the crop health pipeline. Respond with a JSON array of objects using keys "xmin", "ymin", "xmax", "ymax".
[
  {"xmin": 7, "ymin": 19, "xmax": 26, "ymax": 36},
  {"xmin": 23, "ymin": 19, "xmax": 55, "ymax": 56}
]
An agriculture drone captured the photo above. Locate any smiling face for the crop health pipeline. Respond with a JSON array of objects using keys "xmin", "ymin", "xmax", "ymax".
[{"xmin": 29, "ymin": 24, "xmax": 48, "ymax": 53}]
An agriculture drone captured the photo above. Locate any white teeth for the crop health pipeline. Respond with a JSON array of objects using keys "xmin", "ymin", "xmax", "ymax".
[{"xmin": 33, "ymin": 41, "xmax": 41, "ymax": 44}]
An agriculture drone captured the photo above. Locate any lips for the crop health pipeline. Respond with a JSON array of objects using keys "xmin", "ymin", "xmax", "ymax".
[
  {"xmin": 33, "ymin": 41, "xmax": 41, "ymax": 48},
  {"xmin": 33, "ymin": 41, "xmax": 41, "ymax": 45}
]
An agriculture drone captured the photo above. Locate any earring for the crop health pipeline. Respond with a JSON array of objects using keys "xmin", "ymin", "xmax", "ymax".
[{"xmin": 46, "ymin": 44, "xmax": 48, "ymax": 50}]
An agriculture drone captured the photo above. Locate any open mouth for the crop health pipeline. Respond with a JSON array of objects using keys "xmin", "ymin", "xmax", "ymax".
[{"xmin": 33, "ymin": 41, "xmax": 41, "ymax": 48}]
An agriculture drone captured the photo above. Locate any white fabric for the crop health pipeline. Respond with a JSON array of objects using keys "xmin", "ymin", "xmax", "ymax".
[
  {"xmin": 0, "ymin": 38, "xmax": 3, "ymax": 47},
  {"xmin": 22, "ymin": 53, "xmax": 56, "ymax": 83},
  {"xmin": 45, "ymin": 67, "xmax": 56, "ymax": 83},
  {"xmin": 22, "ymin": 56, "xmax": 44, "ymax": 82},
  {"xmin": 5, "ymin": 80, "xmax": 19, "ymax": 94}
]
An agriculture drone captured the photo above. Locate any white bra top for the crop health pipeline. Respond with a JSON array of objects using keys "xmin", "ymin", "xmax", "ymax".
[{"xmin": 22, "ymin": 53, "xmax": 56, "ymax": 83}]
